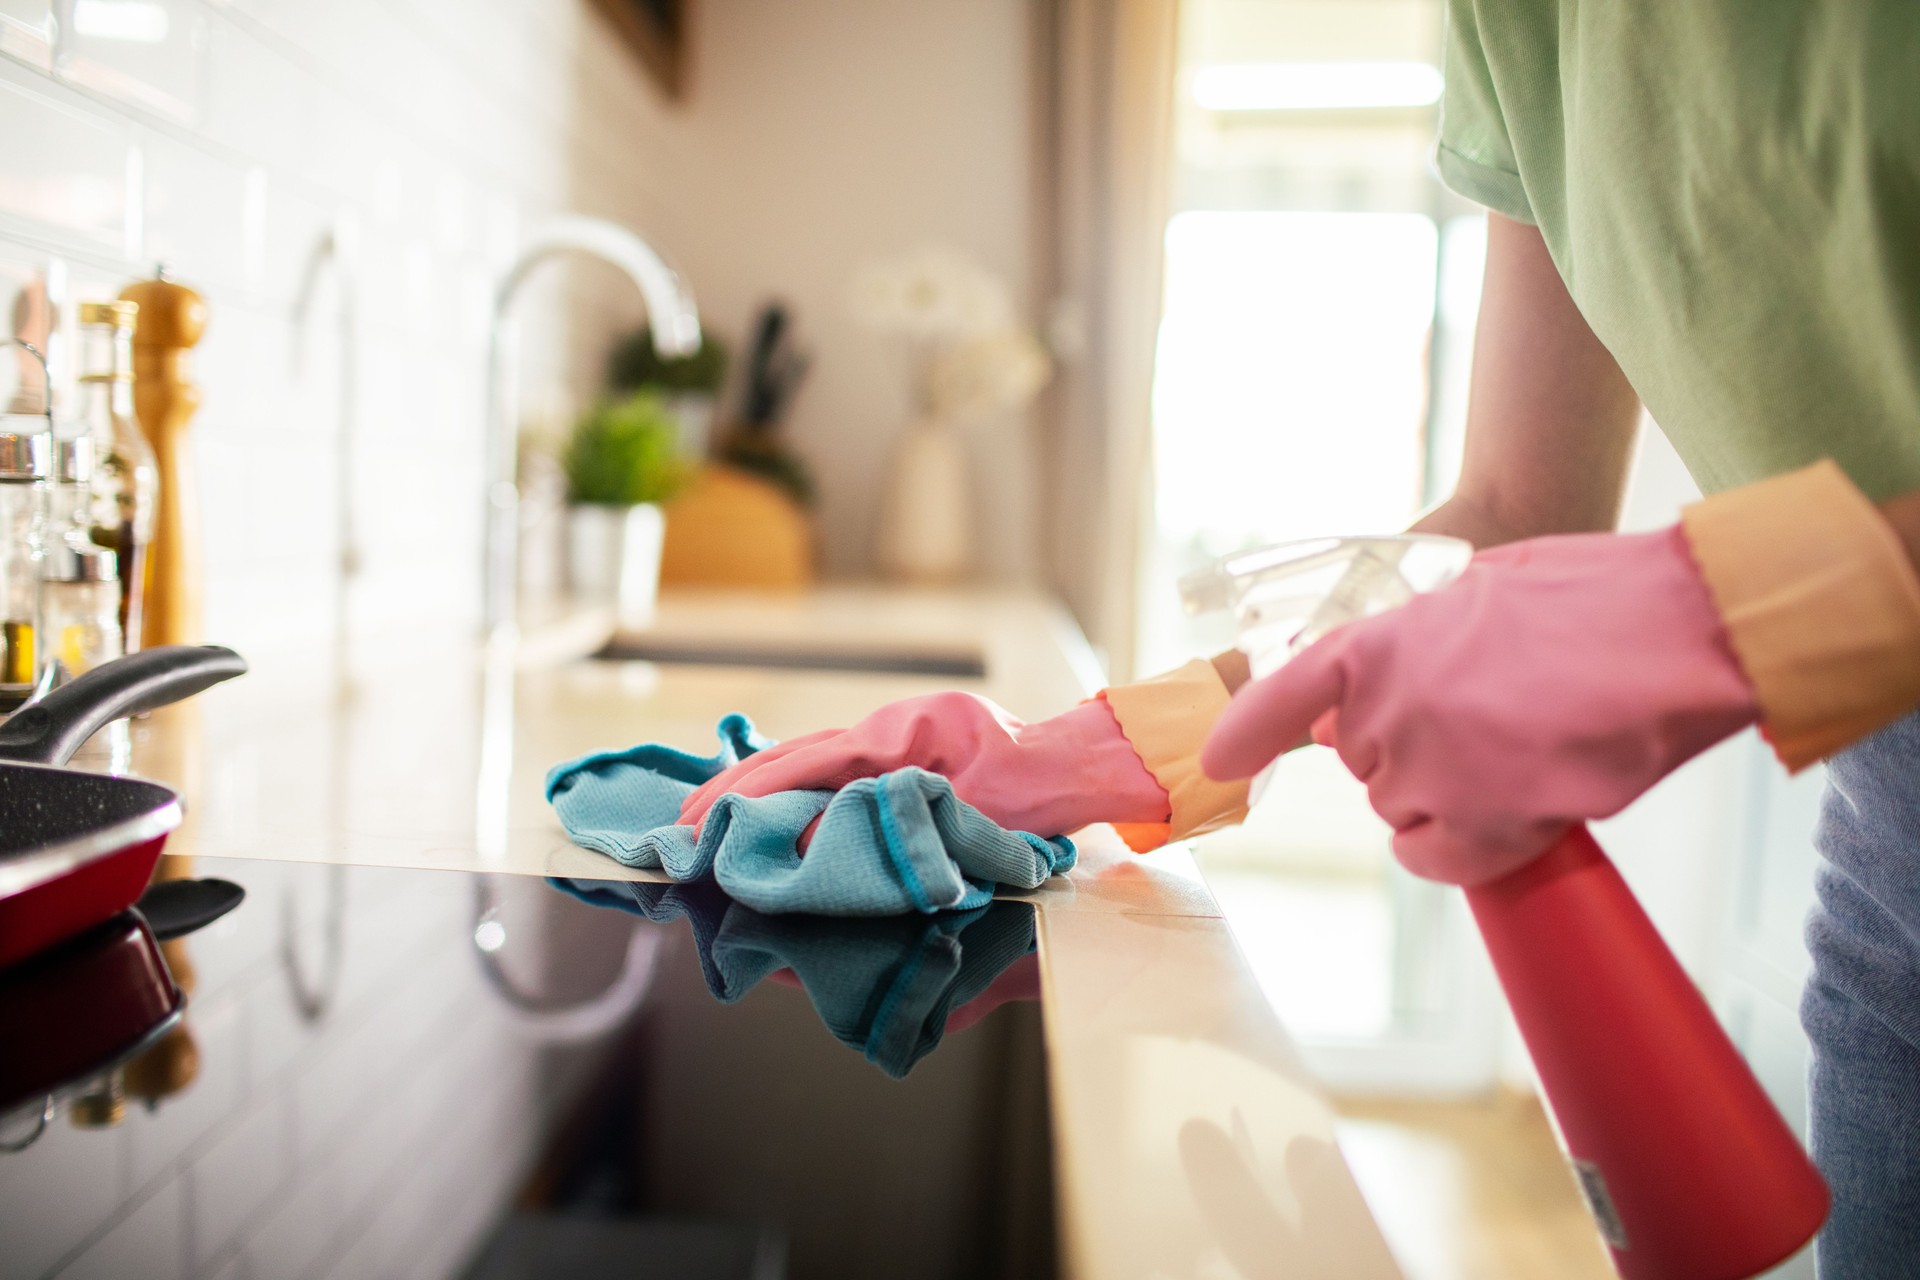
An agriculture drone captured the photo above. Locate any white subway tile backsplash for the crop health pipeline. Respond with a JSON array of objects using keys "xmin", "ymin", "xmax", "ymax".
[
  {"xmin": 259, "ymin": 184, "xmax": 337, "ymax": 312},
  {"xmin": 427, "ymin": 166, "xmax": 474, "ymax": 262},
  {"xmin": 204, "ymin": 0, "xmax": 380, "ymax": 100},
  {"xmin": 0, "ymin": 0, "xmax": 54, "ymax": 69},
  {"xmin": 194, "ymin": 299, "xmax": 288, "ymax": 430},
  {"xmin": 192, "ymin": 442, "xmax": 258, "ymax": 573},
  {"xmin": 62, "ymin": 255, "xmax": 135, "ymax": 331},
  {"xmin": 322, "ymin": 2, "xmax": 420, "ymax": 123},
  {"xmin": 250, "ymin": 446, "xmax": 336, "ymax": 556},
  {"xmin": 292, "ymin": 90, "xmax": 383, "ymax": 208},
  {"xmin": 140, "ymin": 128, "xmax": 251, "ymax": 289},
  {"xmin": 55, "ymin": 1177, "xmax": 189, "ymax": 1280},
  {"xmin": 0, "ymin": 58, "xmax": 130, "ymax": 251},
  {"xmin": 55, "ymin": 0, "xmax": 209, "ymax": 123},
  {"xmin": 383, "ymin": 0, "xmax": 531, "ymax": 128},
  {"xmin": 200, "ymin": 12, "xmax": 308, "ymax": 165}
]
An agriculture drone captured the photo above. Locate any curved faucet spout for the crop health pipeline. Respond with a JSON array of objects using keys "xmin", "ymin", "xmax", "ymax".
[
  {"xmin": 483, "ymin": 215, "xmax": 701, "ymax": 638},
  {"xmin": 494, "ymin": 215, "xmax": 700, "ymax": 357}
]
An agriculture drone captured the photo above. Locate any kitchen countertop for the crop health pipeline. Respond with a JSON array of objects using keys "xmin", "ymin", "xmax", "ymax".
[{"xmin": 26, "ymin": 586, "xmax": 1400, "ymax": 1279}]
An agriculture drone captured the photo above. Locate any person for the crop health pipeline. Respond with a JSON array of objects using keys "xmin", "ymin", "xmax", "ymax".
[{"xmin": 683, "ymin": 5, "xmax": 1920, "ymax": 1270}]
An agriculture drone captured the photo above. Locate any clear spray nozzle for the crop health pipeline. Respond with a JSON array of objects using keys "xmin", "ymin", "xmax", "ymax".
[{"xmin": 1177, "ymin": 534, "xmax": 1473, "ymax": 679}]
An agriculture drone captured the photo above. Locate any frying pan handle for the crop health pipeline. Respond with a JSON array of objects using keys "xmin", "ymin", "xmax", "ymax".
[{"xmin": 0, "ymin": 645, "xmax": 248, "ymax": 765}]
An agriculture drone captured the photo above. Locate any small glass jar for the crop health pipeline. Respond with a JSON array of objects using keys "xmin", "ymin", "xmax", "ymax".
[
  {"xmin": 44, "ymin": 534, "xmax": 126, "ymax": 772},
  {"xmin": 43, "ymin": 538, "xmax": 120, "ymax": 681},
  {"xmin": 43, "ymin": 434, "xmax": 118, "ymax": 680},
  {"xmin": 0, "ymin": 421, "xmax": 49, "ymax": 699}
]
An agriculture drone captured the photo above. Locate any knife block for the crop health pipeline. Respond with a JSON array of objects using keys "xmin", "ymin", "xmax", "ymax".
[{"xmin": 659, "ymin": 464, "xmax": 814, "ymax": 589}]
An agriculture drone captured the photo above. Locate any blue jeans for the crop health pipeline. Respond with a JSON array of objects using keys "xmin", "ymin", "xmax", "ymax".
[{"xmin": 1805, "ymin": 710, "xmax": 1920, "ymax": 1278}]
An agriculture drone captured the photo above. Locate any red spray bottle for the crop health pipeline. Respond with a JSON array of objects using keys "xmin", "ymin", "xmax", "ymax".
[{"xmin": 1182, "ymin": 536, "xmax": 1828, "ymax": 1279}]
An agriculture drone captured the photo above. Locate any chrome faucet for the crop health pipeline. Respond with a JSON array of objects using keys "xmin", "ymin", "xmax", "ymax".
[{"xmin": 482, "ymin": 215, "xmax": 700, "ymax": 639}]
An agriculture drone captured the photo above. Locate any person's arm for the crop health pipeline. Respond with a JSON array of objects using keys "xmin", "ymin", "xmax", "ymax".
[{"xmin": 1415, "ymin": 213, "xmax": 1643, "ymax": 547}]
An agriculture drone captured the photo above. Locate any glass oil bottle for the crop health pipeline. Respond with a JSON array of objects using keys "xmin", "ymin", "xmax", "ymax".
[{"xmin": 77, "ymin": 300, "xmax": 155, "ymax": 653}]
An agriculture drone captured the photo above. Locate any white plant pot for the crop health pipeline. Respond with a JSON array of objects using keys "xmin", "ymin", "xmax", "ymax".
[
  {"xmin": 876, "ymin": 415, "xmax": 973, "ymax": 583},
  {"xmin": 566, "ymin": 503, "xmax": 665, "ymax": 627}
]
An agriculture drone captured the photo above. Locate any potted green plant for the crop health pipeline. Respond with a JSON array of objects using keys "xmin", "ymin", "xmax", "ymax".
[{"xmin": 562, "ymin": 391, "xmax": 691, "ymax": 624}]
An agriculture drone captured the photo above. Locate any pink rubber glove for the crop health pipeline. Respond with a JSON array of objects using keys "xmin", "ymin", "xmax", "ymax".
[
  {"xmin": 1201, "ymin": 525, "xmax": 1759, "ymax": 885},
  {"xmin": 678, "ymin": 692, "xmax": 1171, "ymax": 839}
]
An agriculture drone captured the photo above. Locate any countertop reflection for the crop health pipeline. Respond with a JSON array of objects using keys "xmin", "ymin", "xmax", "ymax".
[
  {"xmin": 550, "ymin": 878, "xmax": 1042, "ymax": 1078},
  {"xmin": 0, "ymin": 857, "xmax": 1055, "ymax": 1280}
]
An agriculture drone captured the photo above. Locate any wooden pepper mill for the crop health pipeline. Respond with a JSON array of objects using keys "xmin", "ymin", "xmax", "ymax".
[{"xmin": 118, "ymin": 271, "xmax": 206, "ymax": 649}]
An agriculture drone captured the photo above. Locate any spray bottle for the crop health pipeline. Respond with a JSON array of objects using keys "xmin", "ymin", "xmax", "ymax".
[{"xmin": 1181, "ymin": 534, "xmax": 1828, "ymax": 1280}]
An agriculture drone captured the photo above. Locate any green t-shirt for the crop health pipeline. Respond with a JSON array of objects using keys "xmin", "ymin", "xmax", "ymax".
[{"xmin": 1436, "ymin": 1, "xmax": 1920, "ymax": 499}]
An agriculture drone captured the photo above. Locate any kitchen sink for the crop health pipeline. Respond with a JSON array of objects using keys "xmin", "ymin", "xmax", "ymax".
[{"xmin": 590, "ymin": 638, "xmax": 987, "ymax": 678}]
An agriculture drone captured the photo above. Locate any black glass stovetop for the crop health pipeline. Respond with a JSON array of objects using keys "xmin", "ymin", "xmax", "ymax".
[{"xmin": 0, "ymin": 858, "xmax": 1056, "ymax": 1280}]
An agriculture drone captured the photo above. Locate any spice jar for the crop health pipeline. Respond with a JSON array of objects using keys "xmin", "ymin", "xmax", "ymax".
[{"xmin": 43, "ymin": 536, "xmax": 119, "ymax": 681}]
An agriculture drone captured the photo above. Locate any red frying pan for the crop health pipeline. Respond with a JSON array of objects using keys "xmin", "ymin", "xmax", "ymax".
[
  {"xmin": 0, "ymin": 645, "xmax": 247, "ymax": 968},
  {"xmin": 0, "ymin": 909, "xmax": 182, "ymax": 1129}
]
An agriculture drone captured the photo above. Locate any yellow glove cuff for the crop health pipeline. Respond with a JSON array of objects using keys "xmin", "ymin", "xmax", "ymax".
[
  {"xmin": 1682, "ymin": 460, "xmax": 1920, "ymax": 770},
  {"xmin": 1103, "ymin": 658, "xmax": 1250, "ymax": 848}
]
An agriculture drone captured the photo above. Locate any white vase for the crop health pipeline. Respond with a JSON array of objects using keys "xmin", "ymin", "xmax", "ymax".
[
  {"xmin": 566, "ymin": 503, "xmax": 665, "ymax": 627},
  {"xmin": 876, "ymin": 414, "xmax": 973, "ymax": 583}
]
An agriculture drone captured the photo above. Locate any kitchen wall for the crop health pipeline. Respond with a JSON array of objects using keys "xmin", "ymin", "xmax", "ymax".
[
  {"xmin": 0, "ymin": 2, "xmax": 679, "ymax": 1277},
  {"xmin": 663, "ymin": 0, "xmax": 1040, "ymax": 583}
]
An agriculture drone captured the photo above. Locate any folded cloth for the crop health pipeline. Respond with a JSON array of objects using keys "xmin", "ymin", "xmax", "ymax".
[
  {"xmin": 546, "ymin": 715, "xmax": 1076, "ymax": 916},
  {"xmin": 550, "ymin": 877, "xmax": 1038, "ymax": 1077}
]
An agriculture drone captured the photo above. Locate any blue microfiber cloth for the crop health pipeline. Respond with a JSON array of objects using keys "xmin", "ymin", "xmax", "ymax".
[
  {"xmin": 546, "ymin": 714, "xmax": 1075, "ymax": 917},
  {"xmin": 549, "ymin": 877, "xmax": 1038, "ymax": 1077}
]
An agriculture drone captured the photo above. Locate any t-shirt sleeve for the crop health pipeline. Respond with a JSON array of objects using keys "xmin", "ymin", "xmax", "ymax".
[{"xmin": 1435, "ymin": 0, "xmax": 1536, "ymax": 224}]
